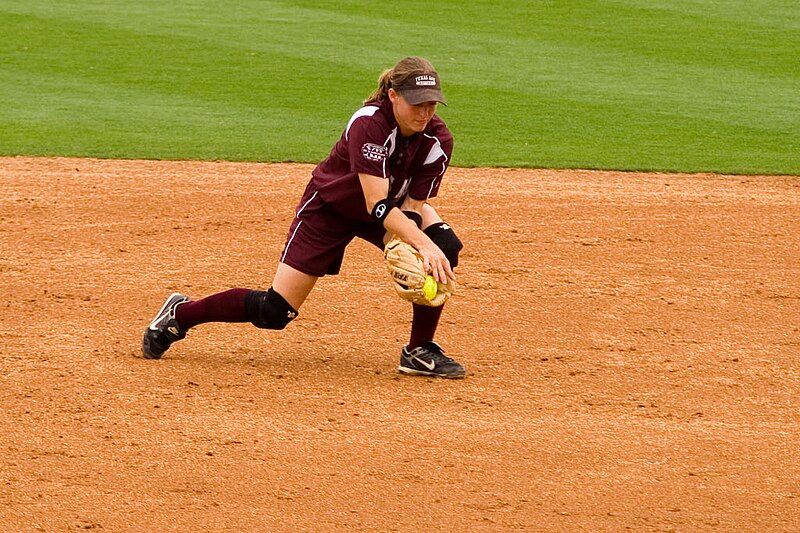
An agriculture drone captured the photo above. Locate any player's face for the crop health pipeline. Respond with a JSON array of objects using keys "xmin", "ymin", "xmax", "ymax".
[{"xmin": 389, "ymin": 90, "xmax": 437, "ymax": 136}]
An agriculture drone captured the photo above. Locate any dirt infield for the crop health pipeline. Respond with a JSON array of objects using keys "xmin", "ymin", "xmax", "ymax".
[{"xmin": 1, "ymin": 157, "xmax": 798, "ymax": 531}]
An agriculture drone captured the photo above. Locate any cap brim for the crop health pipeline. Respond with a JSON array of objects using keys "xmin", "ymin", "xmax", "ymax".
[{"xmin": 400, "ymin": 88, "xmax": 447, "ymax": 106}]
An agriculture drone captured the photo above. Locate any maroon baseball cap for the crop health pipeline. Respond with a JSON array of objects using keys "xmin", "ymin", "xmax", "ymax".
[{"xmin": 394, "ymin": 72, "xmax": 447, "ymax": 105}]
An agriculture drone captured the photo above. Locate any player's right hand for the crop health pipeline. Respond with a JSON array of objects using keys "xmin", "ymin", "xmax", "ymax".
[{"xmin": 417, "ymin": 240, "xmax": 455, "ymax": 284}]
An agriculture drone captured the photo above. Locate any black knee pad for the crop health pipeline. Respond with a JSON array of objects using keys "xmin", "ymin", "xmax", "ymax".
[
  {"xmin": 244, "ymin": 288, "xmax": 298, "ymax": 330},
  {"xmin": 424, "ymin": 222, "xmax": 463, "ymax": 268}
]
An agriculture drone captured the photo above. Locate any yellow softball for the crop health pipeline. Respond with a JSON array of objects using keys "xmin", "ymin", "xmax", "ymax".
[{"xmin": 423, "ymin": 275, "xmax": 438, "ymax": 301}]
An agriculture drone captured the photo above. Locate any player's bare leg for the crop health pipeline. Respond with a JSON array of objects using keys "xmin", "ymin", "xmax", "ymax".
[
  {"xmin": 271, "ymin": 262, "xmax": 319, "ymax": 310},
  {"xmin": 420, "ymin": 202, "xmax": 444, "ymax": 228}
]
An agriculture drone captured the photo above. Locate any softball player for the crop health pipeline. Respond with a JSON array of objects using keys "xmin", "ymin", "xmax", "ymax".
[{"xmin": 142, "ymin": 56, "xmax": 465, "ymax": 378}]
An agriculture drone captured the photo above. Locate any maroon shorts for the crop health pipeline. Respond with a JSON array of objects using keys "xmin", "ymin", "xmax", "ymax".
[{"xmin": 280, "ymin": 182, "xmax": 385, "ymax": 277}]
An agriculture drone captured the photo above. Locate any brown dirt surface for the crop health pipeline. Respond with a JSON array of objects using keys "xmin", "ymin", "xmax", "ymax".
[{"xmin": 1, "ymin": 157, "xmax": 799, "ymax": 531}]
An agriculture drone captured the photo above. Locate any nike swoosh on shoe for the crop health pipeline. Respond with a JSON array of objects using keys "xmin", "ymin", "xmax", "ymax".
[{"xmin": 413, "ymin": 356, "xmax": 436, "ymax": 371}]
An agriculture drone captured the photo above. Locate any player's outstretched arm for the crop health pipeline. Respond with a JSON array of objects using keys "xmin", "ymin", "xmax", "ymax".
[{"xmin": 358, "ymin": 173, "xmax": 454, "ymax": 283}]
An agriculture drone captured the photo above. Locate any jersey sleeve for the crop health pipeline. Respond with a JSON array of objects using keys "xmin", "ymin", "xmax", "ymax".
[
  {"xmin": 409, "ymin": 130, "xmax": 453, "ymax": 200},
  {"xmin": 347, "ymin": 115, "xmax": 392, "ymax": 178}
]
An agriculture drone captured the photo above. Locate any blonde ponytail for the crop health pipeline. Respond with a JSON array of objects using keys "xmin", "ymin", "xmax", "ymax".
[{"xmin": 364, "ymin": 68, "xmax": 394, "ymax": 104}]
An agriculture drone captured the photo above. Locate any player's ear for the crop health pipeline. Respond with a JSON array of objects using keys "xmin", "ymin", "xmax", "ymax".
[{"xmin": 387, "ymin": 88, "xmax": 399, "ymax": 103}]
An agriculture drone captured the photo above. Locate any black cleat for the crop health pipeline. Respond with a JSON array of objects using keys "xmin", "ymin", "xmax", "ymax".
[
  {"xmin": 398, "ymin": 341, "xmax": 466, "ymax": 379},
  {"xmin": 142, "ymin": 293, "xmax": 189, "ymax": 359}
]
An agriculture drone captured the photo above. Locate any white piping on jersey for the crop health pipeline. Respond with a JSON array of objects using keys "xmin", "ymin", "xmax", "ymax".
[
  {"xmin": 345, "ymin": 106, "xmax": 380, "ymax": 141},
  {"xmin": 383, "ymin": 127, "xmax": 397, "ymax": 178},
  {"xmin": 394, "ymin": 177, "xmax": 410, "ymax": 200},
  {"xmin": 296, "ymin": 190, "xmax": 318, "ymax": 217},
  {"xmin": 422, "ymin": 133, "xmax": 448, "ymax": 199},
  {"xmin": 282, "ymin": 190, "xmax": 318, "ymax": 263},
  {"xmin": 425, "ymin": 177, "xmax": 438, "ymax": 200},
  {"xmin": 423, "ymin": 137, "xmax": 446, "ymax": 166}
]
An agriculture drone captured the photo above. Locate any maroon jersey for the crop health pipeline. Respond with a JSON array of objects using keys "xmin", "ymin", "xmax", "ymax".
[{"xmin": 311, "ymin": 98, "xmax": 453, "ymax": 222}]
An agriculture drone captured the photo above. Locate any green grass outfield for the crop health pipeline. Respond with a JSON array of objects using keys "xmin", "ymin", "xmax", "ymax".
[{"xmin": 1, "ymin": 0, "xmax": 798, "ymax": 174}]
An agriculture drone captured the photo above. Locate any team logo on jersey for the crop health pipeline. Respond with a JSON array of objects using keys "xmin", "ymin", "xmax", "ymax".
[
  {"xmin": 362, "ymin": 143, "xmax": 388, "ymax": 162},
  {"xmin": 414, "ymin": 75, "xmax": 436, "ymax": 86}
]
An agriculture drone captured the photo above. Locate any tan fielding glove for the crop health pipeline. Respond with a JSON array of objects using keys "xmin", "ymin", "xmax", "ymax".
[{"xmin": 384, "ymin": 238, "xmax": 455, "ymax": 307}]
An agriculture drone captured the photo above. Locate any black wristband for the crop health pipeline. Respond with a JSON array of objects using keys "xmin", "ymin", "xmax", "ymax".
[
  {"xmin": 402, "ymin": 210, "xmax": 423, "ymax": 229},
  {"xmin": 371, "ymin": 198, "xmax": 396, "ymax": 222}
]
